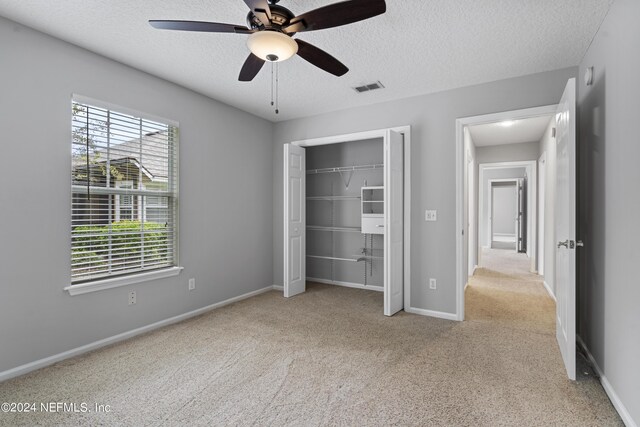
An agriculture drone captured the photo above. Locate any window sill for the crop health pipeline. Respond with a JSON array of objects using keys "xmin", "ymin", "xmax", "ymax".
[{"xmin": 64, "ymin": 267, "xmax": 183, "ymax": 296}]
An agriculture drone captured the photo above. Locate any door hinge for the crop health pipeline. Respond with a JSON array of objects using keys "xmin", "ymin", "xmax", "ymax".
[{"xmin": 552, "ymin": 127, "xmax": 557, "ymax": 138}]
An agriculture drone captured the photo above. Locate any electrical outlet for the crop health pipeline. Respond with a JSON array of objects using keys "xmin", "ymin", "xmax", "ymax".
[
  {"xmin": 429, "ymin": 278, "xmax": 437, "ymax": 290},
  {"xmin": 425, "ymin": 210, "xmax": 437, "ymax": 221},
  {"xmin": 128, "ymin": 291, "xmax": 136, "ymax": 305},
  {"xmin": 188, "ymin": 278, "xmax": 196, "ymax": 291}
]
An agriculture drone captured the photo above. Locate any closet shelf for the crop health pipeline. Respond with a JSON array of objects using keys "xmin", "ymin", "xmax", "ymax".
[
  {"xmin": 306, "ymin": 196, "xmax": 361, "ymax": 201},
  {"xmin": 306, "ymin": 225, "xmax": 361, "ymax": 233},
  {"xmin": 306, "ymin": 164, "xmax": 384, "ymax": 175},
  {"xmin": 307, "ymin": 255, "xmax": 365, "ymax": 263}
]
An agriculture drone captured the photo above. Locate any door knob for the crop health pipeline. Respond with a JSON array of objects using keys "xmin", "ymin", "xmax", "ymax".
[
  {"xmin": 557, "ymin": 240, "xmax": 569, "ymax": 248},
  {"xmin": 576, "ymin": 240, "xmax": 584, "ymax": 247}
]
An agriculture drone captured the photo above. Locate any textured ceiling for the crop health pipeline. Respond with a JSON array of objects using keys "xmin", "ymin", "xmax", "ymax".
[
  {"xmin": 468, "ymin": 115, "xmax": 553, "ymax": 147},
  {"xmin": 0, "ymin": 0, "xmax": 613, "ymax": 122}
]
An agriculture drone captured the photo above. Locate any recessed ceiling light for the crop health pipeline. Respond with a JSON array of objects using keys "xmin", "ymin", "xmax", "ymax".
[{"xmin": 499, "ymin": 120, "xmax": 516, "ymax": 127}]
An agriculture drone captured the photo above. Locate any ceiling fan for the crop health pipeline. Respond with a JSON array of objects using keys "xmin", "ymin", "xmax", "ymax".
[{"xmin": 149, "ymin": 0, "xmax": 387, "ymax": 82}]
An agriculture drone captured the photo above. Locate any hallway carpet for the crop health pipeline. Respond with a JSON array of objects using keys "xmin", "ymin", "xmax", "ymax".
[{"xmin": 0, "ymin": 277, "xmax": 621, "ymax": 425}]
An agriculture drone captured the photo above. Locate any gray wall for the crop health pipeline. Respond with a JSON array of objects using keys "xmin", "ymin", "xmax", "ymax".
[
  {"xmin": 0, "ymin": 17, "xmax": 273, "ymax": 373},
  {"xmin": 273, "ymin": 67, "xmax": 577, "ymax": 315},
  {"xmin": 492, "ymin": 184, "xmax": 517, "ymax": 235},
  {"xmin": 475, "ymin": 141, "xmax": 540, "ymax": 164},
  {"xmin": 577, "ymin": 0, "xmax": 640, "ymax": 423}
]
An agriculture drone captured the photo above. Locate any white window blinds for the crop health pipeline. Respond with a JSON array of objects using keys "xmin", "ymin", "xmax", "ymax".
[{"xmin": 71, "ymin": 99, "xmax": 179, "ymax": 283}]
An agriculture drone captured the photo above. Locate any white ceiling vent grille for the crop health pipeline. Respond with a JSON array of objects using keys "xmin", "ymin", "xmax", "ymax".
[{"xmin": 353, "ymin": 81, "xmax": 385, "ymax": 93}]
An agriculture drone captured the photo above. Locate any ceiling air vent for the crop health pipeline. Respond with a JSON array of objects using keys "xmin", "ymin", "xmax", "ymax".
[{"xmin": 353, "ymin": 81, "xmax": 385, "ymax": 93}]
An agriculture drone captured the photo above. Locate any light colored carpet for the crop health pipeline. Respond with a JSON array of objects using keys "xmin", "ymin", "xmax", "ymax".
[{"xmin": 0, "ymin": 272, "xmax": 621, "ymax": 426}]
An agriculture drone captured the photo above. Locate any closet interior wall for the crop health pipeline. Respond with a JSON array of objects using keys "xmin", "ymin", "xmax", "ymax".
[{"xmin": 306, "ymin": 138, "xmax": 384, "ymax": 290}]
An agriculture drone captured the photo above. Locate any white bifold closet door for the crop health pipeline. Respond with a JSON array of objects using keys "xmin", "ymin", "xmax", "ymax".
[
  {"xmin": 384, "ymin": 130, "xmax": 404, "ymax": 316},
  {"xmin": 283, "ymin": 144, "xmax": 306, "ymax": 297}
]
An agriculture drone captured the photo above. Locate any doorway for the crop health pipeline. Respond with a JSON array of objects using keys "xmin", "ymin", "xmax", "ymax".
[
  {"xmin": 283, "ymin": 126, "xmax": 411, "ymax": 317},
  {"xmin": 490, "ymin": 180, "xmax": 519, "ymax": 250},
  {"xmin": 456, "ymin": 105, "xmax": 556, "ymax": 322},
  {"xmin": 456, "ymin": 79, "xmax": 578, "ymax": 380}
]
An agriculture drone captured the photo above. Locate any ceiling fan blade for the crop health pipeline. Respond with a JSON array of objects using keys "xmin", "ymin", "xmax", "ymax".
[
  {"xmin": 284, "ymin": 0, "xmax": 386, "ymax": 33},
  {"xmin": 239, "ymin": 53, "xmax": 265, "ymax": 81},
  {"xmin": 242, "ymin": 0, "xmax": 272, "ymax": 27},
  {"xmin": 295, "ymin": 39, "xmax": 348, "ymax": 77},
  {"xmin": 149, "ymin": 20, "xmax": 253, "ymax": 34}
]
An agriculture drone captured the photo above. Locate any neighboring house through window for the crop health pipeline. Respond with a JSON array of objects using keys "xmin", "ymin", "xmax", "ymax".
[{"xmin": 70, "ymin": 97, "xmax": 179, "ymax": 284}]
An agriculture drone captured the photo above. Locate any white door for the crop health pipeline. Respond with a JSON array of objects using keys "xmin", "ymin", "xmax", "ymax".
[
  {"xmin": 384, "ymin": 130, "xmax": 404, "ymax": 316},
  {"xmin": 517, "ymin": 178, "xmax": 524, "ymax": 253},
  {"xmin": 555, "ymin": 78, "xmax": 577, "ymax": 380},
  {"xmin": 284, "ymin": 144, "xmax": 306, "ymax": 297}
]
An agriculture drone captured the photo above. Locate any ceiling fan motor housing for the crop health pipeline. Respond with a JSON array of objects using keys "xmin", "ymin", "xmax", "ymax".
[{"xmin": 246, "ymin": 3, "xmax": 296, "ymax": 33}]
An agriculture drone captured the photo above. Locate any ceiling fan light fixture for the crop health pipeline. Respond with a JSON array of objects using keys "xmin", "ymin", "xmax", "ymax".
[{"xmin": 247, "ymin": 31, "xmax": 298, "ymax": 62}]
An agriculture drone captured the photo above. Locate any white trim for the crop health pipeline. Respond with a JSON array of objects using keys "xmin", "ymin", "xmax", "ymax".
[
  {"xmin": 481, "ymin": 163, "xmax": 537, "ymax": 255},
  {"xmin": 457, "ymin": 106, "xmax": 557, "ymax": 321},
  {"xmin": 538, "ymin": 152, "xmax": 547, "ymax": 275},
  {"xmin": 488, "ymin": 178, "xmax": 520, "ymax": 250},
  {"xmin": 577, "ymin": 336, "xmax": 638, "ymax": 427},
  {"xmin": 0, "ymin": 285, "xmax": 275, "ymax": 382},
  {"xmin": 405, "ymin": 306, "xmax": 458, "ymax": 321},
  {"xmin": 290, "ymin": 125, "xmax": 412, "ymax": 314},
  {"xmin": 272, "ymin": 284, "xmax": 284, "ymax": 291},
  {"xmin": 72, "ymin": 94, "xmax": 179, "ymax": 127},
  {"xmin": 291, "ymin": 128, "xmax": 388, "ymax": 147},
  {"xmin": 307, "ymin": 277, "xmax": 383, "ymax": 292},
  {"xmin": 64, "ymin": 266, "xmax": 184, "ymax": 296},
  {"xmin": 543, "ymin": 281, "xmax": 556, "ymax": 302}
]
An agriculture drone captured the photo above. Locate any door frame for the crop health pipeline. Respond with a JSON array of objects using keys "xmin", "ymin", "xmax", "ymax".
[
  {"xmin": 481, "ymin": 163, "xmax": 536, "ymax": 257},
  {"xmin": 455, "ymin": 105, "xmax": 557, "ymax": 321},
  {"xmin": 488, "ymin": 178, "xmax": 519, "ymax": 250},
  {"xmin": 538, "ymin": 152, "xmax": 546, "ymax": 275},
  {"xmin": 288, "ymin": 125, "xmax": 412, "ymax": 313}
]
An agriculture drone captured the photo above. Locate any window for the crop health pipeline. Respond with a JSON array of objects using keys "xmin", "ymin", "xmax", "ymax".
[{"xmin": 70, "ymin": 97, "xmax": 179, "ymax": 286}]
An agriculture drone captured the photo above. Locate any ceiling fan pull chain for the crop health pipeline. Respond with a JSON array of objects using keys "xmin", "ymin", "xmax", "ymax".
[
  {"xmin": 270, "ymin": 62, "xmax": 274, "ymax": 107},
  {"xmin": 275, "ymin": 62, "xmax": 279, "ymax": 115}
]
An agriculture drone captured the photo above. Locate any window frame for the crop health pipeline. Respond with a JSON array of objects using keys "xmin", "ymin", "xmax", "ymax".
[{"xmin": 65, "ymin": 95, "xmax": 181, "ymax": 296}]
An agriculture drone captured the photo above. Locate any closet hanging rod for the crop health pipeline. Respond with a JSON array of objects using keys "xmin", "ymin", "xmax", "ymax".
[
  {"xmin": 306, "ymin": 225, "xmax": 362, "ymax": 233},
  {"xmin": 306, "ymin": 255, "xmax": 365, "ymax": 263},
  {"xmin": 306, "ymin": 164, "xmax": 384, "ymax": 175},
  {"xmin": 306, "ymin": 196, "xmax": 361, "ymax": 201}
]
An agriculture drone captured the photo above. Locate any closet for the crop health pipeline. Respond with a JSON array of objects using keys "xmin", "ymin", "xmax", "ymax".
[
  {"xmin": 306, "ymin": 139, "xmax": 385, "ymax": 291},
  {"xmin": 284, "ymin": 128, "xmax": 405, "ymax": 316}
]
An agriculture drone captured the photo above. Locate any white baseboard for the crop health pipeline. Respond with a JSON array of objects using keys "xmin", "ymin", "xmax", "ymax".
[
  {"xmin": 543, "ymin": 281, "xmax": 556, "ymax": 302},
  {"xmin": 0, "ymin": 285, "xmax": 276, "ymax": 383},
  {"xmin": 577, "ymin": 335, "xmax": 637, "ymax": 427},
  {"xmin": 405, "ymin": 306, "xmax": 458, "ymax": 321},
  {"xmin": 307, "ymin": 277, "xmax": 383, "ymax": 292},
  {"xmin": 272, "ymin": 284, "xmax": 284, "ymax": 291}
]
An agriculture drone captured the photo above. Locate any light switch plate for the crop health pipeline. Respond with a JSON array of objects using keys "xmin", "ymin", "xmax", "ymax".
[{"xmin": 425, "ymin": 210, "xmax": 437, "ymax": 221}]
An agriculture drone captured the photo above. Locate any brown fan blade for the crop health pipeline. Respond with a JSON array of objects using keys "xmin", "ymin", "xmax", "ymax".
[
  {"xmin": 284, "ymin": 0, "xmax": 386, "ymax": 33},
  {"xmin": 239, "ymin": 53, "xmax": 265, "ymax": 81},
  {"xmin": 149, "ymin": 20, "xmax": 253, "ymax": 34},
  {"xmin": 295, "ymin": 39, "xmax": 348, "ymax": 77},
  {"xmin": 242, "ymin": 0, "xmax": 272, "ymax": 27}
]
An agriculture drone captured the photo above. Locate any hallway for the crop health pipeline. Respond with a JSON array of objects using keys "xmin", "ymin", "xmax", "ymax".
[
  {"xmin": 467, "ymin": 248, "xmax": 554, "ymax": 330},
  {"xmin": 464, "ymin": 248, "xmax": 621, "ymax": 425}
]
